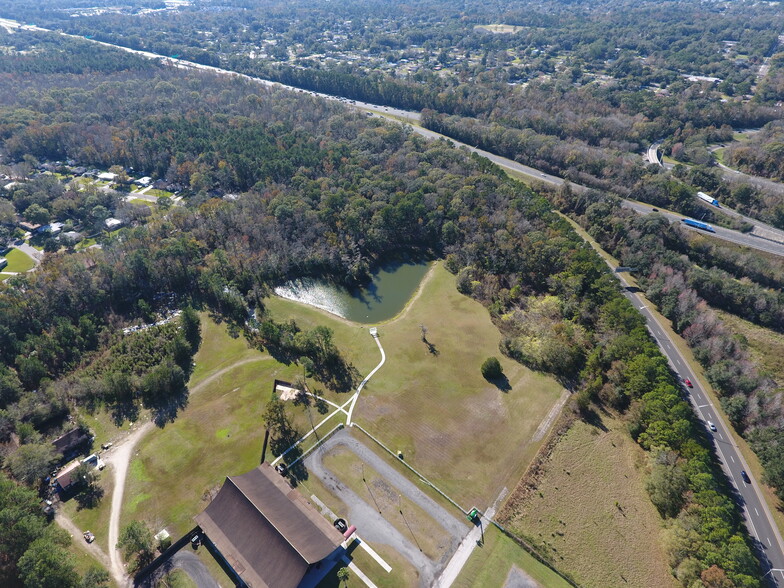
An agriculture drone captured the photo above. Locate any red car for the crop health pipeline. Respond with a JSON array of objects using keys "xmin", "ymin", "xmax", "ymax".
[{"xmin": 683, "ymin": 378, "xmax": 693, "ymax": 388}]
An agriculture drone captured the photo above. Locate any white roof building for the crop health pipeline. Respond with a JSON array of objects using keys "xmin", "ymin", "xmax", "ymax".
[{"xmin": 105, "ymin": 217, "xmax": 123, "ymax": 230}]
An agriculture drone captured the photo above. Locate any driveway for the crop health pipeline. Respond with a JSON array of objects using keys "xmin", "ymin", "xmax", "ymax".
[{"xmin": 305, "ymin": 430, "xmax": 467, "ymax": 586}]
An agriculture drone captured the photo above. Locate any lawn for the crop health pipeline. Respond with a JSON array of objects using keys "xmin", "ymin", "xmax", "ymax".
[
  {"xmin": 64, "ymin": 541, "xmax": 109, "ymax": 582},
  {"xmin": 3, "ymin": 247, "xmax": 35, "ymax": 272},
  {"xmin": 76, "ymin": 237, "xmax": 97, "ymax": 250},
  {"xmin": 147, "ymin": 188, "xmax": 173, "ymax": 198},
  {"xmin": 499, "ymin": 415, "xmax": 676, "ymax": 588},
  {"xmin": 343, "ymin": 263, "xmax": 564, "ymax": 508},
  {"xmin": 120, "ymin": 266, "xmax": 566, "ymax": 583},
  {"xmin": 453, "ymin": 526, "xmax": 571, "ymax": 588},
  {"xmin": 61, "ymin": 471, "xmax": 116, "ymax": 554},
  {"xmin": 121, "ymin": 316, "xmax": 310, "ymax": 536}
]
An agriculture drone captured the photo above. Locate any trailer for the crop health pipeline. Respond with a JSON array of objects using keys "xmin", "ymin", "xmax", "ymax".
[
  {"xmin": 697, "ymin": 192, "xmax": 720, "ymax": 207},
  {"xmin": 682, "ymin": 218, "xmax": 715, "ymax": 233}
]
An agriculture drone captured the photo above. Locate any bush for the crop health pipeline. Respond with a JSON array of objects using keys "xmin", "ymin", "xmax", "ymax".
[{"xmin": 481, "ymin": 357, "xmax": 503, "ymax": 380}]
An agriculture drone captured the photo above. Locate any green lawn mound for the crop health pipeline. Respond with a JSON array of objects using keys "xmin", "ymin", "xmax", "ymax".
[{"xmin": 3, "ymin": 247, "xmax": 35, "ymax": 273}]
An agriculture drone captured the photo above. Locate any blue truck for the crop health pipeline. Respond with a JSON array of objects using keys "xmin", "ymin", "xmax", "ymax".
[{"xmin": 682, "ymin": 218, "xmax": 715, "ymax": 233}]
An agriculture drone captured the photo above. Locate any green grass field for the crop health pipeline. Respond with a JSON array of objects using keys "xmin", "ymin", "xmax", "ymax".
[
  {"xmin": 147, "ymin": 188, "xmax": 173, "ymax": 198},
  {"xmin": 454, "ymin": 526, "xmax": 571, "ymax": 588},
  {"xmin": 3, "ymin": 247, "xmax": 35, "ymax": 272},
  {"xmin": 61, "ymin": 472, "xmax": 116, "ymax": 554},
  {"xmin": 63, "ymin": 541, "xmax": 108, "ymax": 582},
  {"xmin": 500, "ymin": 415, "xmax": 676, "ymax": 588},
  {"xmin": 282, "ymin": 262, "xmax": 564, "ymax": 509},
  {"xmin": 120, "ymin": 316, "xmax": 321, "ymax": 534}
]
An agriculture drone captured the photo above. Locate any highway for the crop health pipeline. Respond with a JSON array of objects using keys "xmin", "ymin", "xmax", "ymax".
[
  {"xmin": 8, "ymin": 17, "xmax": 784, "ymax": 257},
  {"xmin": 621, "ymin": 201, "xmax": 784, "ymax": 257},
  {"xmin": 594, "ymin": 254, "xmax": 784, "ymax": 587}
]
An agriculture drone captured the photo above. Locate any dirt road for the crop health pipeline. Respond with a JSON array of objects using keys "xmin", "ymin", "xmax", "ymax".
[
  {"xmin": 55, "ymin": 511, "xmax": 113, "ymax": 570},
  {"xmin": 103, "ymin": 422, "xmax": 154, "ymax": 586}
]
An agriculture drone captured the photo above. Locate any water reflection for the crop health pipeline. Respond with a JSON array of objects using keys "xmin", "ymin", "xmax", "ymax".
[{"xmin": 274, "ymin": 261, "xmax": 431, "ymax": 324}]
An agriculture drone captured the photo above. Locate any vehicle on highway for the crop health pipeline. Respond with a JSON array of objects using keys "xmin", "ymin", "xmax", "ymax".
[
  {"xmin": 697, "ymin": 191, "xmax": 721, "ymax": 207},
  {"xmin": 652, "ymin": 208, "xmax": 659, "ymax": 212},
  {"xmin": 708, "ymin": 421, "xmax": 717, "ymax": 431},
  {"xmin": 682, "ymin": 218, "xmax": 716, "ymax": 233},
  {"xmin": 741, "ymin": 471, "xmax": 751, "ymax": 484},
  {"xmin": 683, "ymin": 378, "xmax": 693, "ymax": 388}
]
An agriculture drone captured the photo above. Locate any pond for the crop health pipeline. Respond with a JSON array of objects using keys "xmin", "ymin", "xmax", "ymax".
[{"xmin": 274, "ymin": 261, "xmax": 431, "ymax": 324}]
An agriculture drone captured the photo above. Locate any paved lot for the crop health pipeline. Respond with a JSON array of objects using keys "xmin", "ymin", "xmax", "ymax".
[{"xmin": 305, "ymin": 430, "xmax": 467, "ymax": 587}]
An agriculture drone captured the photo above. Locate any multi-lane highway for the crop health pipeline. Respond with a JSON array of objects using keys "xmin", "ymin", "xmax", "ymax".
[{"xmin": 621, "ymin": 200, "xmax": 784, "ymax": 256}]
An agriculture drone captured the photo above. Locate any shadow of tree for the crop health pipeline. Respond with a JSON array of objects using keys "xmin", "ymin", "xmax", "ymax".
[
  {"xmin": 151, "ymin": 388, "xmax": 190, "ymax": 427},
  {"xmin": 488, "ymin": 374, "xmax": 511, "ymax": 392},
  {"xmin": 75, "ymin": 482, "xmax": 105, "ymax": 510},
  {"xmin": 423, "ymin": 338, "xmax": 440, "ymax": 356},
  {"xmin": 111, "ymin": 400, "xmax": 140, "ymax": 427}
]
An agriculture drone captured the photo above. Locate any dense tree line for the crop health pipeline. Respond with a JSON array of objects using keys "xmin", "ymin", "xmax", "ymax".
[
  {"xmin": 0, "ymin": 472, "xmax": 109, "ymax": 588},
  {"xmin": 724, "ymin": 121, "xmax": 784, "ymax": 181}
]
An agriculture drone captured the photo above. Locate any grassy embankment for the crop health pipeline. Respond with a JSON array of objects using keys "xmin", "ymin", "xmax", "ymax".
[{"xmin": 500, "ymin": 415, "xmax": 677, "ymax": 588}]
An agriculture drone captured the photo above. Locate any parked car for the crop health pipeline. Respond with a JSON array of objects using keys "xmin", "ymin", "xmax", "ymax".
[{"xmin": 83, "ymin": 531, "xmax": 95, "ymax": 543}]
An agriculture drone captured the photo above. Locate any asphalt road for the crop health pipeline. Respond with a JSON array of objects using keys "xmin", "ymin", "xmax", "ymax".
[
  {"xmin": 136, "ymin": 550, "xmax": 218, "ymax": 588},
  {"xmin": 15, "ymin": 18, "xmax": 783, "ymax": 259},
  {"xmin": 607, "ymin": 267, "xmax": 784, "ymax": 586},
  {"xmin": 622, "ymin": 200, "xmax": 784, "ymax": 257}
]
